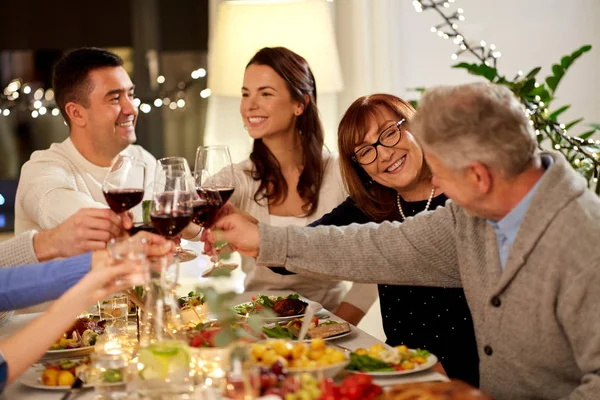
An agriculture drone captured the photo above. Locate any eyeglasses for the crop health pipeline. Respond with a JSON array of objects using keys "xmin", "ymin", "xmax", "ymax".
[{"xmin": 352, "ymin": 119, "xmax": 405, "ymax": 165}]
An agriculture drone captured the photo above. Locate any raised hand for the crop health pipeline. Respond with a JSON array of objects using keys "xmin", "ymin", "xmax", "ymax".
[
  {"xmin": 204, "ymin": 213, "xmax": 261, "ymax": 258},
  {"xmin": 34, "ymin": 208, "xmax": 124, "ymax": 260}
]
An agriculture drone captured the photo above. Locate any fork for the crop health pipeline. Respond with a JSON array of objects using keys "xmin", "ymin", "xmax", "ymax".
[{"xmin": 60, "ymin": 374, "xmax": 85, "ymax": 400}]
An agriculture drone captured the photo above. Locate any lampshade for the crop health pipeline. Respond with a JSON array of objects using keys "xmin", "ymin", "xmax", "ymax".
[{"xmin": 209, "ymin": 0, "xmax": 344, "ymax": 97}]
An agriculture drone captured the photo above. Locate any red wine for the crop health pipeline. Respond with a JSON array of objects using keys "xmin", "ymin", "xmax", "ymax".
[
  {"xmin": 197, "ymin": 187, "xmax": 235, "ymax": 205},
  {"xmin": 150, "ymin": 212, "xmax": 192, "ymax": 238},
  {"xmin": 103, "ymin": 189, "xmax": 144, "ymax": 213},
  {"xmin": 127, "ymin": 222, "xmax": 158, "ymax": 236},
  {"xmin": 190, "ymin": 200, "xmax": 221, "ymax": 227}
]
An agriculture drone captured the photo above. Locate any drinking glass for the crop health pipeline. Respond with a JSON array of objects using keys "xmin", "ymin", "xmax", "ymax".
[
  {"xmin": 194, "ymin": 145, "xmax": 237, "ymax": 276},
  {"xmin": 153, "ymin": 157, "xmax": 198, "ymax": 262},
  {"xmin": 91, "ymin": 351, "xmax": 129, "ymax": 399},
  {"xmin": 103, "ymin": 155, "xmax": 146, "ymax": 214},
  {"xmin": 98, "ymin": 295, "xmax": 129, "ymax": 337}
]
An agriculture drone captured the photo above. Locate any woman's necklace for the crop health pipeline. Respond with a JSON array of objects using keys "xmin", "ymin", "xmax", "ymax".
[{"xmin": 396, "ymin": 186, "xmax": 436, "ymax": 221}]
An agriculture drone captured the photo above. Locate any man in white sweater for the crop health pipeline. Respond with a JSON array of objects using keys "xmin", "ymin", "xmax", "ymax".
[{"xmin": 15, "ymin": 48, "xmax": 156, "ymax": 237}]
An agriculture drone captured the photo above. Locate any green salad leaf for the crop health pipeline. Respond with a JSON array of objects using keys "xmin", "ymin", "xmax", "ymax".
[
  {"xmin": 346, "ymin": 353, "xmax": 394, "ymax": 372},
  {"xmin": 262, "ymin": 324, "xmax": 295, "ymax": 340}
]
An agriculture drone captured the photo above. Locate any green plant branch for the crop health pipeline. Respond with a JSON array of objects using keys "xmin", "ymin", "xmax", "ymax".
[{"xmin": 414, "ymin": 0, "xmax": 600, "ymax": 192}]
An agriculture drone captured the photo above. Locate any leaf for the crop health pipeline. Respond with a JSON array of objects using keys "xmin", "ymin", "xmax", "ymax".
[
  {"xmin": 407, "ymin": 87, "xmax": 426, "ymax": 93},
  {"xmin": 214, "ymin": 328, "xmax": 236, "ymax": 347},
  {"xmin": 579, "ymin": 130, "xmax": 596, "ymax": 140},
  {"xmin": 530, "ymin": 85, "xmax": 552, "ymax": 104},
  {"xmin": 546, "ymin": 45, "xmax": 592, "ymax": 93},
  {"xmin": 548, "ymin": 105, "xmax": 570, "ymax": 121},
  {"xmin": 565, "ymin": 118, "xmax": 584, "ymax": 131},
  {"xmin": 589, "ymin": 123, "xmax": 600, "ymax": 130},
  {"xmin": 452, "ymin": 62, "xmax": 498, "ymax": 81},
  {"xmin": 478, "ymin": 64, "xmax": 499, "ymax": 81},
  {"xmin": 525, "ymin": 67, "xmax": 542, "ymax": 79},
  {"xmin": 546, "ymin": 76, "xmax": 559, "ymax": 92},
  {"xmin": 551, "ymin": 64, "xmax": 564, "ymax": 77},
  {"xmin": 519, "ymin": 78, "xmax": 536, "ymax": 96}
]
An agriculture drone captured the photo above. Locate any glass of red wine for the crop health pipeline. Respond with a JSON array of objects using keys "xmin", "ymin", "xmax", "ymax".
[
  {"xmin": 103, "ymin": 155, "xmax": 147, "ymax": 218},
  {"xmin": 151, "ymin": 157, "xmax": 200, "ymax": 262},
  {"xmin": 194, "ymin": 145, "xmax": 237, "ymax": 277},
  {"xmin": 150, "ymin": 170, "xmax": 195, "ymax": 261}
]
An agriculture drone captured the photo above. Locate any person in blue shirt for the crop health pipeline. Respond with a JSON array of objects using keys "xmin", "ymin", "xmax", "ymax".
[
  {"xmin": 0, "ymin": 231, "xmax": 173, "ymax": 392},
  {"xmin": 0, "ymin": 254, "xmax": 146, "ymax": 392},
  {"xmin": 0, "ymin": 231, "xmax": 173, "ymax": 311}
]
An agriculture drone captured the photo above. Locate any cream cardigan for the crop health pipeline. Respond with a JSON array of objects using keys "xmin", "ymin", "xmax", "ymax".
[{"xmin": 230, "ymin": 152, "xmax": 378, "ymax": 313}]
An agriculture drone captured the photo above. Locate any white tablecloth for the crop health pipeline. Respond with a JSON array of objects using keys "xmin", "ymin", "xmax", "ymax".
[{"xmin": 0, "ymin": 243, "xmax": 447, "ymax": 399}]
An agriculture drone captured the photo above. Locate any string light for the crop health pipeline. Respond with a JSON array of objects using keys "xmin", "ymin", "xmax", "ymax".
[
  {"xmin": 2, "ymin": 61, "xmax": 210, "ymax": 118},
  {"xmin": 200, "ymin": 88, "xmax": 212, "ymax": 98},
  {"xmin": 140, "ymin": 103, "xmax": 151, "ymax": 114}
]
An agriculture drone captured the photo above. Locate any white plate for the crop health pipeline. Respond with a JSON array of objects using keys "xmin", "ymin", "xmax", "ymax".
[
  {"xmin": 18, "ymin": 366, "xmax": 93, "ymax": 391},
  {"xmin": 233, "ymin": 296, "xmax": 323, "ymax": 322},
  {"xmin": 44, "ymin": 346, "xmax": 95, "ymax": 358},
  {"xmin": 262, "ymin": 323, "xmax": 353, "ymax": 342},
  {"xmin": 348, "ymin": 351, "xmax": 438, "ymax": 376}
]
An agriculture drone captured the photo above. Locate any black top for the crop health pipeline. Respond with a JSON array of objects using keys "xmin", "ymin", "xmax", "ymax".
[{"xmin": 307, "ymin": 194, "xmax": 480, "ymax": 387}]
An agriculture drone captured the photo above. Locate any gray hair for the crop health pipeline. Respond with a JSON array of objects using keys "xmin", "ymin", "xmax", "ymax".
[{"xmin": 411, "ymin": 82, "xmax": 538, "ymax": 177}]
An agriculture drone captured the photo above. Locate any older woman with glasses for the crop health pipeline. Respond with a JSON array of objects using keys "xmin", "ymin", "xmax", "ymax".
[{"xmin": 305, "ymin": 94, "xmax": 479, "ymax": 386}]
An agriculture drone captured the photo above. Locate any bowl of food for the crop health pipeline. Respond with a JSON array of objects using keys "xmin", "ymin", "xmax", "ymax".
[{"xmin": 250, "ymin": 338, "xmax": 349, "ymax": 379}]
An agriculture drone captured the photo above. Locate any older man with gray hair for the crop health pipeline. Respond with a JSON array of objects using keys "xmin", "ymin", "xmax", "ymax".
[{"xmin": 206, "ymin": 82, "xmax": 600, "ymax": 399}]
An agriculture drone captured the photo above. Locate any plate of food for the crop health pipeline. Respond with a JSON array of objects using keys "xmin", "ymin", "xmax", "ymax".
[
  {"xmin": 233, "ymin": 293, "xmax": 322, "ymax": 322},
  {"xmin": 45, "ymin": 317, "xmax": 106, "ymax": 357},
  {"xmin": 251, "ymin": 339, "xmax": 349, "ymax": 379},
  {"xmin": 345, "ymin": 345, "xmax": 437, "ymax": 376},
  {"xmin": 19, "ymin": 359, "xmax": 93, "ymax": 390},
  {"xmin": 262, "ymin": 318, "xmax": 352, "ymax": 341},
  {"xmin": 178, "ymin": 291, "xmax": 210, "ymax": 325}
]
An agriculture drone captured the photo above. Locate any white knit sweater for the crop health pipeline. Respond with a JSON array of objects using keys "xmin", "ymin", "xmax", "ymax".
[{"xmin": 15, "ymin": 138, "xmax": 157, "ymax": 233}]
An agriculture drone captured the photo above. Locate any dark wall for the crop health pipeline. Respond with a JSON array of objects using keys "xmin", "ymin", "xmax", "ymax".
[{"xmin": 0, "ymin": 0, "xmax": 208, "ymax": 51}]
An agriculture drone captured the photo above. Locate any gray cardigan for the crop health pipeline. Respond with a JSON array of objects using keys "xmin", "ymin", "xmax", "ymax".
[{"xmin": 257, "ymin": 152, "xmax": 600, "ymax": 400}]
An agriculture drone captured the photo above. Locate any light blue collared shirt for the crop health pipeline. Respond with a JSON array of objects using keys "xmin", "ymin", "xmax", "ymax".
[{"xmin": 487, "ymin": 156, "xmax": 551, "ymax": 270}]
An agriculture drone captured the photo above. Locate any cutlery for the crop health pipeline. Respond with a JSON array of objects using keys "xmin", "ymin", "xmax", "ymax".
[
  {"xmin": 60, "ymin": 373, "xmax": 84, "ymax": 400},
  {"xmin": 297, "ymin": 303, "xmax": 320, "ymax": 341}
]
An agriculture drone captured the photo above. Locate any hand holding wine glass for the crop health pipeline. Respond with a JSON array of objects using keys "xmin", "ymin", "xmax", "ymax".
[{"xmin": 194, "ymin": 145, "xmax": 237, "ymax": 277}]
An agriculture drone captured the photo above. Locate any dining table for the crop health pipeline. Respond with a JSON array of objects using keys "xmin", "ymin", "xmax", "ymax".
[{"xmin": 0, "ymin": 241, "xmax": 448, "ymax": 399}]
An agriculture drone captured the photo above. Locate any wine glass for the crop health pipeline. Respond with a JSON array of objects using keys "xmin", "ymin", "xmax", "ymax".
[
  {"xmin": 154, "ymin": 157, "xmax": 198, "ymax": 262},
  {"xmin": 194, "ymin": 145, "xmax": 237, "ymax": 277},
  {"xmin": 102, "ymin": 155, "xmax": 146, "ymax": 215},
  {"xmin": 150, "ymin": 170, "xmax": 195, "ymax": 262}
]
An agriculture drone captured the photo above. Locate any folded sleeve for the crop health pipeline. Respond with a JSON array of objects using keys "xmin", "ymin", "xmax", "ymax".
[
  {"xmin": 341, "ymin": 283, "xmax": 378, "ymax": 313},
  {"xmin": 0, "ymin": 231, "xmax": 38, "ymax": 267}
]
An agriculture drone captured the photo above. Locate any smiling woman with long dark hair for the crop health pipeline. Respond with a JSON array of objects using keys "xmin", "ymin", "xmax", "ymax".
[{"xmin": 225, "ymin": 47, "xmax": 378, "ymax": 319}]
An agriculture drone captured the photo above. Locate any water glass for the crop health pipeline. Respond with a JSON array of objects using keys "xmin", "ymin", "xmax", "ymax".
[
  {"xmin": 107, "ymin": 236, "xmax": 150, "ymax": 287},
  {"xmin": 92, "ymin": 351, "xmax": 129, "ymax": 399}
]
